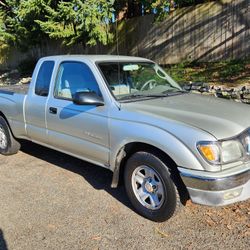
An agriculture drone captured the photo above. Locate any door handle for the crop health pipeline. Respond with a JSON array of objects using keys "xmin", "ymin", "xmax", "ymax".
[{"xmin": 49, "ymin": 107, "xmax": 57, "ymax": 114}]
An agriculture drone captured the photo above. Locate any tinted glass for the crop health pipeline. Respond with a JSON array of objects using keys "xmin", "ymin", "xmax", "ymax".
[
  {"xmin": 54, "ymin": 62, "xmax": 101, "ymax": 100},
  {"xmin": 35, "ymin": 61, "xmax": 55, "ymax": 96}
]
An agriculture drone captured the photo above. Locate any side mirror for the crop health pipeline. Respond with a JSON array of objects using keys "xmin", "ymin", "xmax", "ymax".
[{"xmin": 73, "ymin": 92, "xmax": 104, "ymax": 106}]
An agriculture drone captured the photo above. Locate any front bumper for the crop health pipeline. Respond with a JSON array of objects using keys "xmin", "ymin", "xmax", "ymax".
[{"xmin": 179, "ymin": 168, "xmax": 250, "ymax": 206}]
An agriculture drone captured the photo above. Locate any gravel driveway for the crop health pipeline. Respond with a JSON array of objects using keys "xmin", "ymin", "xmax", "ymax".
[{"xmin": 0, "ymin": 141, "xmax": 249, "ymax": 250}]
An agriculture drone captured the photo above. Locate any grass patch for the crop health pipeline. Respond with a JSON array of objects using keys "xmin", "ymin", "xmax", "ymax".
[{"xmin": 164, "ymin": 59, "xmax": 250, "ymax": 86}]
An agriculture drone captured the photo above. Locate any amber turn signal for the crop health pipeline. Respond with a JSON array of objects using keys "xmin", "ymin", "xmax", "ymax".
[{"xmin": 197, "ymin": 143, "xmax": 220, "ymax": 163}]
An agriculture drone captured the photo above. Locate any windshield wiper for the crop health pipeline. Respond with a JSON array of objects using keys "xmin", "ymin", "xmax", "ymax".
[
  {"xmin": 118, "ymin": 94, "xmax": 147, "ymax": 100},
  {"xmin": 118, "ymin": 93, "xmax": 168, "ymax": 101},
  {"xmin": 118, "ymin": 90, "xmax": 187, "ymax": 101},
  {"xmin": 162, "ymin": 89, "xmax": 187, "ymax": 95},
  {"xmin": 143, "ymin": 94, "xmax": 169, "ymax": 97}
]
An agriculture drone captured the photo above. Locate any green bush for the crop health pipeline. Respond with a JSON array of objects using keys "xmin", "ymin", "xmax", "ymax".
[
  {"xmin": 219, "ymin": 60, "xmax": 246, "ymax": 78},
  {"xmin": 164, "ymin": 58, "xmax": 250, "ymax": 85}
]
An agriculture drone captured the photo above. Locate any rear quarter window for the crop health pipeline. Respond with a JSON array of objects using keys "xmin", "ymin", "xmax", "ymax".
[{"xmin": 35, "ymin": 61, "xmax": 55, "ymax": 97}]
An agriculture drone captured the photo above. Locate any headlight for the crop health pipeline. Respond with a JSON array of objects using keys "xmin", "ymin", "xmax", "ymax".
[
  {"xmin": 197, "ymin": 140, "xmax": 244, "ymax": 164},
  {"xmin": 220, "ymin": 140, "xmax": 243, "ymax": 163}
]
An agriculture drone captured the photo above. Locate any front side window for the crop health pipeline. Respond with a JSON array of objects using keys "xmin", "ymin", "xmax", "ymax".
[
  {"xmin": 54, "ymin": 61, "xmax": 101, "ymax": 100},
  {"xmin": 98, "ymin": 62, "xmax": 182, "ymax": 101},
  {"xmin": 35, "ymin": 60, "xmax": 55, "ymax": 96}
]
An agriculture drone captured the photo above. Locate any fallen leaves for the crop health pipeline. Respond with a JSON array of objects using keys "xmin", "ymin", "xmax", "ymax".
[
  {"xmin": 205, "ymin": 218, "xmax": 216, "ymax": 227},
  {"xmin": 203, "ymin": 202, "xmax": 250, "ymax": 231},
  {"xmin": 226, "ymin": 224, "xmax": 233, "ymax": 230},
  {"xmin": 91, "ymin": 235, "xmax": 102, "ymax": 241},
  {"xmin": 155, "ymin": 227, "xmax": 169, "ymax": 238}
]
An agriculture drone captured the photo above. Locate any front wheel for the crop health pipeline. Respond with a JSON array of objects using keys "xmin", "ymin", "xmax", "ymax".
[{"xmin": 124, "ymin": 151, "xmax": 180, "ymax": 222}]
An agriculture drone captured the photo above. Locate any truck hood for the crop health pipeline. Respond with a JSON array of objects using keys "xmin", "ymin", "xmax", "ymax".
[{"xmin": 123, "ymin": 93, "xmax": 250, "ymax": 139}]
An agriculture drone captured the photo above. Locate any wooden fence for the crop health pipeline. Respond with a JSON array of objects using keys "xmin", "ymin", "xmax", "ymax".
[{"xmin": 1, "ymin": 0, "xmax": 249, "ymax": 70}]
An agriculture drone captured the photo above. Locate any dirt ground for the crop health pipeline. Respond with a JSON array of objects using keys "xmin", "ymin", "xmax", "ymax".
[{"xmin": 0, "ymin": 141, "xmax": 249, "ymax": 250}]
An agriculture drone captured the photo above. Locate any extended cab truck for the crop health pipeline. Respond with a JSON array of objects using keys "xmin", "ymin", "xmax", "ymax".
[{"xmin": 0, "ymin": 55, "xmax": 249, "ymax": 222}]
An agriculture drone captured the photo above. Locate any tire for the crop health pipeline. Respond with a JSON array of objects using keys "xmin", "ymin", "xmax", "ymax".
[
  {"xmin": 124, "ymin": 151, "xmax": 181, "ymax": 222},
  {"xmin": 0, "ymin": 116, "xmax": 20, "ymax": 155}
]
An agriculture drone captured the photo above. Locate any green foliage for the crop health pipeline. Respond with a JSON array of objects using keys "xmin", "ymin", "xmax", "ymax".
[
  {"xmin": 113, "ymin": 1, "xmax": 171, "ymax": 20},
  {"xmin": 219, "ymin": 60, "xmax": 246, "ymax": 78},
  {"xmin": 36, "ymin": 0, "xmax": 114, "ymax": 46},
  {"xmin": 113, "ymin": 0, "xmax": 200, "ymax": 21},
  {"xmin": 0, "ymin": 0, "xmax": 115, "ymax": 60},
  {"xmin": 146, "ymin": 1, "xmax": 171, "ymax": 21},
  {"xmin": 0, "ymin": 0, "xmax": 50, "ymax": 50},
  {"xmin": 165, "ymin": 59, "xmax": 250, "ymax": 85},
  {"xmin": 0, "ymin": 0, "xmax": 219, "ymax": 63},
  {"xmin": 164, "ymin": 60, "xmax": 193, "ymax": 83}
]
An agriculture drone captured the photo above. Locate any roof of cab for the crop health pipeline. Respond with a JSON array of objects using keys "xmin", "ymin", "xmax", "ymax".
[{"xmin": 40, "ymin": 54, "xmax": 152, "ymax": 63}]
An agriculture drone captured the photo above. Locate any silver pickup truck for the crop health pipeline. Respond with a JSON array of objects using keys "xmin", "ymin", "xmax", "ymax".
[{"xmin": 0, "ymin": 55, "xmax": 249, "ymax": 222}]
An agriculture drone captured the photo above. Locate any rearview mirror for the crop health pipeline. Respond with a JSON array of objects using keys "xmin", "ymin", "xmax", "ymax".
[
  {"xmin": 123, "ymin": 64, "xmax": 139, "ymax": 71},
  {"xmin": 73, "ymin": 92, "xmax": 104, "ymax": 106}
]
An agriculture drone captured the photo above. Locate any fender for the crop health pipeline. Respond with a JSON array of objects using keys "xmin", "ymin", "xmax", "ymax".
[{"xmin": 109, "ymin": 119, "xmax": 208, "ymax": 187}]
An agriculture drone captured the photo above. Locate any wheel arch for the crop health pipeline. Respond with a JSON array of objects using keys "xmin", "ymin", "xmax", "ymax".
[{"xmin": 111, "ymin": 141, "xmax": 189, "ymax": 205}]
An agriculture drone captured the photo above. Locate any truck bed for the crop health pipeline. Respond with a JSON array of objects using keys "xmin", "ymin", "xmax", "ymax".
[{"xmin": 0, "ymin": 84, "xmax": 29, "ymax": 95}]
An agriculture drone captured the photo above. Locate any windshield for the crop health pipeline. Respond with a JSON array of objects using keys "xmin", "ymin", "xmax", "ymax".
[{"xmin": 98, "ymin": 61, "xmax": 183, "ymax": 101}]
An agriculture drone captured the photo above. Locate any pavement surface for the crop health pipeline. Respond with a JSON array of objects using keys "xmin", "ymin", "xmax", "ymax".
[{"xmin": 0, "ymin": 141, "xmax": 249, "ymax": 250}]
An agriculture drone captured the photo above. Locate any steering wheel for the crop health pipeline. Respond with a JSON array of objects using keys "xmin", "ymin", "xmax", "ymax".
[{"xmin": 140, "ymin": 79, "xmax": 157, "ymax": 91}]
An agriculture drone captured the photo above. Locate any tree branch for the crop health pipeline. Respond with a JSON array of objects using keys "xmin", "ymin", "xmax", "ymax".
[{"xmin": 0, "ymin": 1, "xmax": 7, "ymax": 7}]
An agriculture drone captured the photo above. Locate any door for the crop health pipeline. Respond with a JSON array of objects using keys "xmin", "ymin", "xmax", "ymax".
[
  {"xmin": 46, "ymin": 61, "xmax": 110, "ymax": 165},
  {"xmin": 25, "ymin": 60, "xmax": 55, "ymax": 144}
]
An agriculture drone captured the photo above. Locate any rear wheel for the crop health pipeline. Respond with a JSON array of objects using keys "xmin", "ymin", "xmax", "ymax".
[
  {"xmin": 0, "ymin": 116, "xmax": 20, "ymax": 155},
  {"xmin": 124, "ymin": 151, "xmax": 181, "ymax": 222}
]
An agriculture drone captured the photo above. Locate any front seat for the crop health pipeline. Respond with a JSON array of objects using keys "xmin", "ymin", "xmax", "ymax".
[{"xmin": 60, "ymin": 79, "xmax": 72, "ymax": 99}]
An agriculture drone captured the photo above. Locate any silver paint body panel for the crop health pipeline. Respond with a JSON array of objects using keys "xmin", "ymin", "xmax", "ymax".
[{"xmin": 0, "ymin": 55, "xmax": 249, "ymax": 206}]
